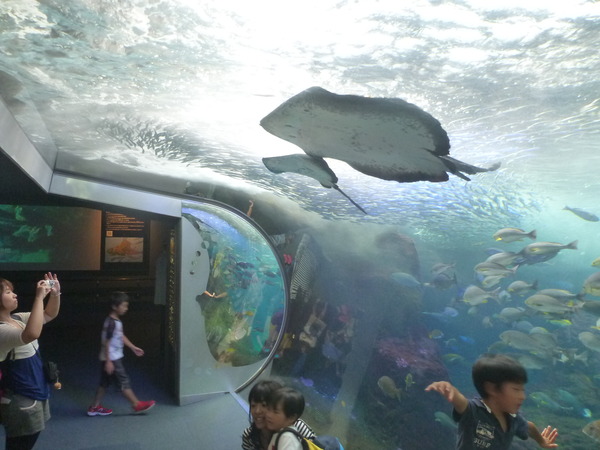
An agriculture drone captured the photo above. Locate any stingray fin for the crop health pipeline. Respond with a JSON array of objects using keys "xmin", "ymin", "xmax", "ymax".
[{"xmin": 333, "ymin": 185, "xmax": 368, "ymax": 215}]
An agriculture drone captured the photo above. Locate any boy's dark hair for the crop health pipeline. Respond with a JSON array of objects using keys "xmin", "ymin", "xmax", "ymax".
[
  {"xmin": 110, "ymin": 291, "xmax": 130, "ymax": 309},
  {"xmin": 472, "ymin": 354, "xmax": 527, "ymax": 398},
  {"xmin": 269, "ymin": 387, "xmax": 304, "ymax": 420}
]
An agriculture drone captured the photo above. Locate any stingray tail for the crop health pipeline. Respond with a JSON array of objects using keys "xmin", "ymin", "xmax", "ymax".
[
  {"xmin": 333, "ymin": 185, "xmax": 368, "ymax": 214},
  {"xmin": 440, "ymin": 156, "xmax": 501, "ymax": 180}
]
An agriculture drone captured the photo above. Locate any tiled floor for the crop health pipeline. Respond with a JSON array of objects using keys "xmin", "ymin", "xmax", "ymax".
[{"xmin": 0, "ymin": 300, "xmax": 250, "ymax": 450}]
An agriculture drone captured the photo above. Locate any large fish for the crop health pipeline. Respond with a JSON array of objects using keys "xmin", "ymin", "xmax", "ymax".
[
  {"xmin": 579, "ymin": 331, "xmax": 600, "ymax": 352},
  {"xmin": 434, "ymin": 411, "xmax": 457, "ymax": 430},
  {"xmin": 377, "ymin": 376, "xmax": 402, "ymax": 401},
  {"xmin": 518, "ymin": 240, "xmax": 578, "ymax": 265},
  {"xmin": 462, "ymin": 285, "xmax": 497, "ymax": 306},
  {"xmin": 529, "ymin": 392, "xmax": 573, "ymax": 414},
  {"xmin": 583, "ymin": 419, "xmax": 600, "ymax": 442},
  {"xmin": 524, "ymin": 294, "xmax": 575, "ymax": 314},
  {"xmin": 507, "ymin": 280, "xmax": 538, "ymax": 295},
  {"xmin": 260, "ymin": 87, "xmax": 499, "ymax": 211},
  {"xmin": 583, "ymin": 272, "xmax": 600, "ymax": 297},
  {"xmin": 499, "ymin": 330, "xmax": 543, "ymax": 352},
  {"xmin": 563, "ymin": 206, "xmax": 599, "ymax": 222},
  {"xmin": 492, "ymin": 228, "xmax": 536, "ymax": 243},
  {"xmin": 520, "ymin": 240, "xmax": 578, "ymax": 256}
]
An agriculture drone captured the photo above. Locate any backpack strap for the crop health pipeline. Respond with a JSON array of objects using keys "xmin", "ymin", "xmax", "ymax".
[{"xmin": 274, "ymin": 427, "xmax": 305, "ymax": 450}]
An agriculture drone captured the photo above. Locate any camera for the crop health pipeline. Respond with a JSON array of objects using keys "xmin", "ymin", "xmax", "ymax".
[{"xmin": 45, "ymin": 280, "xmax": 56, "ymax": 288}]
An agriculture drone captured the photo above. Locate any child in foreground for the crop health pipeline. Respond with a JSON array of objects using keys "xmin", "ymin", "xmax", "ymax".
[
  {"xmin": 87, "ymin": 292, "xmax": 155, "ymax": 416},
  {"xmin": 266, "ymin": 387, "xmax": 305, "ymax": 450},
  {"xmin": 425, "ymin": 354, "xmax": 559, "ymax": 450}
]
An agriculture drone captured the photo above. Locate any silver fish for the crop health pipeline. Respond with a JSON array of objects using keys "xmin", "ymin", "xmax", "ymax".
[{"xmin": 563, "ymin": 206, "xmax": 599, "ymax": 222}]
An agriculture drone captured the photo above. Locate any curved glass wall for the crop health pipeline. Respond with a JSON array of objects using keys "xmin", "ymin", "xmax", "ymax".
[{"xmin": 179, "ymin": 201, "xmax": 287, "ymax": 401}]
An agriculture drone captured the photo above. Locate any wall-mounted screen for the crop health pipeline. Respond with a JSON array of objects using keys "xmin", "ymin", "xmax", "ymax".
[{"xmin": 0, "ymin": 204, "xmax": 101, "ymax": 270}]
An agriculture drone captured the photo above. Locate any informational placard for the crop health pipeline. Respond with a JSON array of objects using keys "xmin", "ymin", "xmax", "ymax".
[{"xmin": 102, "ymin": 211, "xmax": 148, "ymax": 270}]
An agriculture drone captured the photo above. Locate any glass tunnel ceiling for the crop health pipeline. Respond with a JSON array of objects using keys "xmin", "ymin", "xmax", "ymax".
[{"xmin": 1, "ymin": 0, "xmax": 599, "ymax": 246}]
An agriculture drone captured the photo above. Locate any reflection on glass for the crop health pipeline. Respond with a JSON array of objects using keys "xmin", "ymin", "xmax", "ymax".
[{"xmin": 182, "ymin": 202, "xmax": 285, "ymax": 367}]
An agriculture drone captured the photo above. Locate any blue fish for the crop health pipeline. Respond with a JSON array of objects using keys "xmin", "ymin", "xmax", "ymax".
[{"xmin": 390, "ymin": 272, "xmax": 422, "ymax": 289}]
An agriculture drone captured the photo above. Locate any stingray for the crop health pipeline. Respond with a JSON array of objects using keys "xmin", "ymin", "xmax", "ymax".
[{"xmin": 260, "ymin": 86, "xmax": 500, "ymax": 213}]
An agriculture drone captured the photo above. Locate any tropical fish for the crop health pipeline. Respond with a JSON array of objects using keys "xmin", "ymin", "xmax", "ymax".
[
  {"xmin": 578, "ymin": 331, "xmax": 600, "ymax": 352},
  {"xmin": 427, "ymin": 272, "xmax": 458, "ymax": 290},
  {"xmin": 529, "ymin": 392, "xmax": 573, "ymax": 413},
  {"xmin": 582, "ymin": 420, "xmax": 600, "ymax": 442},
  {"xmin": 260, "ymin": 86, "xmax": 500, "ymax": 203},
  {"xmin": 528, "ymin": 328, "xmax": 557, "ymax": 350},
  {"xmin": 431, "ymin": 263, "xmax": 455, "ymax": 277},
  {"xmin": 390, "ymin": 272, "xmax": 422, "ymax": 289},
  {"xmin": 497, "ymin": 307, "xmax": 529, "ymax": 323},
  {"xmin": 485, "ymin": 251, "xmax": 520, "ymax": 267},
  {"xmin": 482, "ymin": 316, "xmax": 493, "ymax": 328},
  {"xmin": 514, "ymin": 354, "xmax": 546, "ymax": 370},
  {"xmin": 442, "ymin": 353, "xmax": 465, "ymax": 364},
  {"xmin": 582, "ymin": 301, "xmax": 600, "ymax": 315},
  {"xmin": 492, "ymin": 228, "xmax": 536, "ymax": 243},
  {"xmin": 524, "ymin": 294, "xmax": 575, "ymax": 314},
  {"xmin": 499, "ymin": 330, "xmax": 543, "ymax": 352},
  {"xmin": 514, "ymin": 320, "xmax": 534, "ymax": 333},
  {"xmin": 378, "ymin": 376, "xmax": 402, "ymax": 401},
  {"xmin": 300, "ymin": 377, "xmax": 314, "ymax": 387},
  {"xmin": 480, "ymin": 275, "xmax": 505, "ymax": 289},
  {"xmin": 405, "ymin": 373, "xmax": 416, "ymax": 391},
  {"xmin": 474, "ymin": 261, "xmax": 518, "ymax": 277},
  {"xmin": 434, "ymin": 411, "xmax": 457, "ymax": 430},
  {"xmin": 537, "ymin": 288, "xmax": 583, "ymax": 301},
  {"xmin": 592, "ymin": 257, "xmax": 600, "ymax": 267},
  {"xmin": 520, "ymin": 240, "xmax": 578, "ymax": 256},
  {"xmin": 422, "ymin": 306, "xmax": 459, "ymax": 322},
  {"xmin": 459, "ymin": 335, "xmax": 475, "ymax": 345},
  {"xmin": 429, "ymin": 329, "xmax": 444, "ymax": 339},
  {"xmin": 507, "ymin": 280, "xmax": 538, "ymax": 295},
  {"xmin": 487, "ymin": 341, "xmax": 510, "ymax": 353},
  {"xmin": 548, "ymin": 319, "xmax": 572, "ymax": 327},
  {"xmin": 557, "ymin": 348, "xmax": 588, "ymax": 366},
  {"xmin": 563, "ymin": 206, "xmax": 599, "ymax": 222},
  {"xmin": 462, "ymin": 285, "xmax": 497, "ymax": 306},
  {"xmin": 556, "ymin": 389, "xmax": 590, "ymax": 417},
  {"xmin": 583, "ymin": 272, "xmax": 600, "ymax": 297}
]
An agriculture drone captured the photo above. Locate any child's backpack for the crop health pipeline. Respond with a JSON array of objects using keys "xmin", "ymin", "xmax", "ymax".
[{"xmin": 275, "ymin": 427, "xmax": 344, "ymax": 450}]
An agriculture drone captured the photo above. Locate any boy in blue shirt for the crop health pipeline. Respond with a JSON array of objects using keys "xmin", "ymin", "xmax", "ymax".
[{"xmin": 426, "ymin": 354, "xmax": 559, "ymax": 449}]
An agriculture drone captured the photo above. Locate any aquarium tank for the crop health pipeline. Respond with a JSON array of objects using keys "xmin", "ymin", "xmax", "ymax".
[{"xmin": 1, "ymin": 0, "xmax": 600, "ymax": 448}]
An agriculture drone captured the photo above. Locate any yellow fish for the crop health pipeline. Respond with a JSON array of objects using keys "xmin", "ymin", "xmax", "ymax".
[
  {"xmin": 548, "ymin": 319, "xmax": 572, "ymax": 327},
  {"xmin": 429, "ymin": 329, "xmax": 444, "ymax": 339},
  {"xmin": 584, "ymin": 272, "xmax": 600, "ymax": 297},
  {"xmin": 405, "ymin": 373, "xmax": 415, "ymax": 391},
  {"xmin": 592, "ymin": 257, "xmax": 600, "ymax": 267},
  {"xmin": 442, "ymin": 353, "xmax": 465, "ymax": 364},
  {"xmin": 377, "ymin": 376, "xmax": 402, "ymax": 401}
]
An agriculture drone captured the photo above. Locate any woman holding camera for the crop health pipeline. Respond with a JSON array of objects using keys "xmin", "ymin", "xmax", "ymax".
[{"xmin": 0, "ymin": 273, "xmax": 61, "ymax": 450}]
